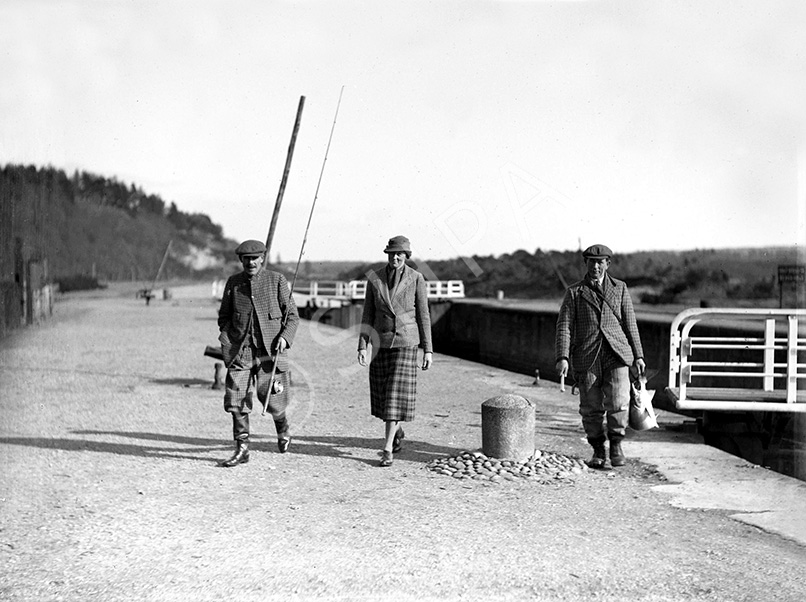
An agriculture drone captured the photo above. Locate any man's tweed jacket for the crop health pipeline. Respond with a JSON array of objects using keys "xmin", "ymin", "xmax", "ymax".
[
  {"xmin": 358, "ymin": 264, "xmax": 433, "ymax": 353},
  {"xmin": 217, "ymin": 268, "xmax": 299, "ymax": 371},
  {"xmin": 554, "ymin": 273, "xmax": 643, "ymax": 374}
]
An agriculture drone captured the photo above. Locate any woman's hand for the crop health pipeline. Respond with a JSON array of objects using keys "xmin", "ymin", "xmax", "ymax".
[
  {"xmin": 357, "ymin": 349, "xmax": 368, "ymax": 367},
  {"xmin": 422, "ymin": 352, "xmax": 433, "ymax": 371}
]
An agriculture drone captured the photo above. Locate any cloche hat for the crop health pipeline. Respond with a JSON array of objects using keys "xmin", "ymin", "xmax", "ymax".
[{"xmin": 383, "ymin": 235, "xmax": 412, "ymax": 255}]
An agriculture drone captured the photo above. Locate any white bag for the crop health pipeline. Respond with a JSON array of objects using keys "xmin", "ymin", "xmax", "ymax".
[{"xmin": 629, "ymin": 376, "xmax": 658, "ymax": 431}]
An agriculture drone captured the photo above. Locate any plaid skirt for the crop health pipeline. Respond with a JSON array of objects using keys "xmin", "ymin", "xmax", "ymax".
[{"xmin": 369, "ymin": 346, "xmax": 418, "ymax": 422}]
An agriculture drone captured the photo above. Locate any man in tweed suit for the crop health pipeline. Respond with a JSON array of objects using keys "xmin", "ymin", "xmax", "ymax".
[
  {"xmin": 217, "ymin": 239, "xmax": 299, "ymax": 467},
  {"xmin": 357, "ymin": 236, "xmax": 433, "ymax": 467},
  {"xmin": 555, "ymin": 244, "xmax": 646, "ymax": 468}
]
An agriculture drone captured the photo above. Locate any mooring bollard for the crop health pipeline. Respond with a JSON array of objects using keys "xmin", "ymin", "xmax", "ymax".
[
  {"xmin": 212, "ymin": 362, "xmax": 225, "ymax": 390},
  {"xmin": 481, "ymin": 394, "xmax": 535, "ymax": 462}
]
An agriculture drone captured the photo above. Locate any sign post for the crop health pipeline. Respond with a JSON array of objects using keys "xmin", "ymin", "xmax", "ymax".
[{"xmin": 777, "ymin": 264, "xmax": 805, "ymax": 308}]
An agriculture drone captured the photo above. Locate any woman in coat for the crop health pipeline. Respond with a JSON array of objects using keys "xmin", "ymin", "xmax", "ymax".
[{"xmin": 357, "ymin": 236, "xmax": 433, "ymax": 467}]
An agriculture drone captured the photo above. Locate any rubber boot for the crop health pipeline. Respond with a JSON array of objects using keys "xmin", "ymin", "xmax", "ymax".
[
  {"xmin": 587, "ymin": 436, "xmax": 607, "ymax": 469},
  {"xmin": 220, "ymin": 438, "xmax": 250, "ymax": 467},
  {"xmin": 610, "ymin": 437, "xmax": 626, "ymax": 467}
]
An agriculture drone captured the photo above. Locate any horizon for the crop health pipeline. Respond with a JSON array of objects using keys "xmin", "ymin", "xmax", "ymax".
[
  {"xmin": 3, "ymin": 1, "xmax": 805, "ymax": 262},
  {"xmin": 274, "ymin": 242, "xmax": 804, "ymax": 266},
  {"xmin": 3, "ymin": 159, "xmax": 804, "ymax": 266}
]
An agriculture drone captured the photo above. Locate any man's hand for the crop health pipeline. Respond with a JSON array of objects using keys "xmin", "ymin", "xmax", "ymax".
[
  {"xmin": 357, "ymin": 349, "xmax": 368, "ymax": 367},
  {"xmin": 422, "ymin": 352, "xmax": 433, "ymax": 371},
  {"xmin": 556, "ymin": 359, "xmax": 569, "ymax": 378},
  {"xmin": 635, "ymin": 357, "xmax": 646, "ymax": 376},
  {"xmin": 274, "ymin": 336, "xmax": 288, "ymax": 354}
]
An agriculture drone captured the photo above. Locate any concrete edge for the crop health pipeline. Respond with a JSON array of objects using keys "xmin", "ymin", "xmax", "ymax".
[{"xmin": 631, "ymin": 439, "xmax": 806, "ymax": 547}]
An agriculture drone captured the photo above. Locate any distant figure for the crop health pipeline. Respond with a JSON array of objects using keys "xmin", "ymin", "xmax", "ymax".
[
  {"xmin": 357, "ymin": 236, "xmax": 433, "ymax": 467},
  {"xmin": 217, "ymin": 239, "xmax": 299, "ymax": 467},
  {"xmin": 554, "ymin": 244, "xmax": 646, "ymax": 469}
]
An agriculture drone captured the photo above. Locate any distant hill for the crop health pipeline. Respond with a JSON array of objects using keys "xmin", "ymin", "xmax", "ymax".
[
  {"xmin": 2, "ymin": 164, "xmax": 801, "ymax": 306},
  {"xmin": 1, "ymin": 164, "xmax": 242, "ymax": 286},
  {"xmin": 275, "ymin": 260, "xmax": 366, "ymax": 283},
  {"xmin": 327, "ymin": 246, "xmax": 803, "ymax": 305}
]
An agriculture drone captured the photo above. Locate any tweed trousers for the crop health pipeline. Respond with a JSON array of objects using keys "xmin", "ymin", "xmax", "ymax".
[
  {"xmin": 576, "ymin": 351, "xmax": 630, "ymax": 441},
  {"xmin": 224, "ymin": 341, "xmax": 290, "ymax": 440}
]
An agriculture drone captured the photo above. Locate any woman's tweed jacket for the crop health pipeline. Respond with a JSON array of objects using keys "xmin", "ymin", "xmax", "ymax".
[
  {"xmin": 217, "ymin": 268, "xmax": 299, "ymax": 371},
  {"xmin": 554, "ymin": 273, "xmax": 643, "ymax": 374},
  {"xmin": 358, "ymin": 264, "xmax": 433, "ymax": 354}
]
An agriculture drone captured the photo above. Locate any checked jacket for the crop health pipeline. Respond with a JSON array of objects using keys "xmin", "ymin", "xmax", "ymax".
[
  {"xmin": 358, "ymin": 264, "xmax": 433, "ymax": 355},
  {"xmin": 217, "ymin": 268, "xmax": 299, "ymax": 371},
  {"xmin": 554, "ymin": 273, "xmax": 643, "ymax": 375}
]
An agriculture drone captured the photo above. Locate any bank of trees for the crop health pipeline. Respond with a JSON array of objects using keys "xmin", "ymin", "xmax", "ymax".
[
  {"xmin": 0, "ymin": 164, "xmax": 236, "ymax": 284},
  {"xmin": 340, "ymin": 246, "xmax": 794, "ymax": 305},
  {"xmin": 2, "ymin": 163, "xmax": 794, "ymax": 303}
]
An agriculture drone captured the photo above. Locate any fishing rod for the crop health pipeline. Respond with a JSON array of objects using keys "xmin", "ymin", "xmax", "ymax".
[
  {"xmin": 288, "ymin": 86, "xmax": 345, "ymax": 293},
  {"xmin": 262, "ymin": 86, "xmax": 345, "ymax": 415}
]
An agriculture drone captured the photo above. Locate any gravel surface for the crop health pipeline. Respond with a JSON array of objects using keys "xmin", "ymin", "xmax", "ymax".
[{"xmin": 1, "ymin": 282, "xmax": 804, "ymax": 601}]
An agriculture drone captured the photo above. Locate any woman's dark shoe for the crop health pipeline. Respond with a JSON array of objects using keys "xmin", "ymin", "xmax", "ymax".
[
  {"xmin": 392, "ymin": 427, "xmax": 405, "ymax": 453},
  {"xmin": 379, "ymin": 450, "xmax": 393, "ymax": 467},
  {"xmin": 278, "ymin": 436, "xmax": 291, "ymax": 454},
  {"xmin": 220, "ymin": 439, "xmax": 250, "ymax": 468}
]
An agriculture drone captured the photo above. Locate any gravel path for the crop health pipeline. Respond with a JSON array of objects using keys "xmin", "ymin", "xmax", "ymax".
[{"xmin": 1, "ymin": 283, "xmax": 804, "ymax": 601}]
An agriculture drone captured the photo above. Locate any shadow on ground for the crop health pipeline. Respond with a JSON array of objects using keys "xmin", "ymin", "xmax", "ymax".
[
  {"xmin": 1, "ymin": 431, "xmax": 227, "ymax": 464},
  {"xmin": 287, "ymin": 434, "xmax": 463, "ymax": 466},
  {"xmin": 0, "ymin": 430, "xmax": 464, "ymax": 468}
]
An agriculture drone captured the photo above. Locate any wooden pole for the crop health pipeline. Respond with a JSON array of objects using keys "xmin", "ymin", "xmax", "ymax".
[
  {"xmin": 262, "ymin": 87, "xmax": 344, "ymax": 416},
  {"xmin": 265, "ymin": 95, "xmax": 306, "ymax": 258},
  {"xmin": 149, "ymin": 239, "xmax": 172, "ymax": 291}
]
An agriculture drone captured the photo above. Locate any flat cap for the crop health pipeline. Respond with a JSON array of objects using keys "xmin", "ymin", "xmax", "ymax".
[
  {"xmin": 582, "ymin": 244, "xmax": 613, "ymax": 259},
  {"xmin": 383, "ymin": 235, "xmax": 412, "ymax": 254},
  {"xmin": 235, "ymin": 239, "xmax": 267, "ymax": 256}
]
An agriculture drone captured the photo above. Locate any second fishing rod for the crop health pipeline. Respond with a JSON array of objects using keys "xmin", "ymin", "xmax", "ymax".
[{"xmin": 262, "ymin": 87, "xmax": 345, "ymax": 415}]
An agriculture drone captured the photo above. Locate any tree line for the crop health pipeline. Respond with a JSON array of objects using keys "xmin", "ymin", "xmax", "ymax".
[
  {"xmin": 2, "ymin": 163, "xmax": 798, "ymax": 304},
  {"xmin": 339, "ymin": 246, "xmax": 797, "ymax": 305},
  {"xmin": 0, "ymin": 164, "xmax": 237, "ymax": 286}
]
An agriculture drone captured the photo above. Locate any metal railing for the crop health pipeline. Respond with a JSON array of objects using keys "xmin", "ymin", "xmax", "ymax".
[
  {"xmin": 297, "ymin": 279, "xmax": 465, "ymax": 300},
  {"xmin": 667, "ymin": 308, "xmax": 806, "ymax": 412},
  {"xmin": 212, "ymin": 279, "xmax": 466, "ymax": 303}
]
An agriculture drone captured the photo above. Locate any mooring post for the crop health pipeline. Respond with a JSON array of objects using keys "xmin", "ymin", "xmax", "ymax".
[{"xmin": 481, "ymin": 394, "xmax": 535, "ymax": 462}]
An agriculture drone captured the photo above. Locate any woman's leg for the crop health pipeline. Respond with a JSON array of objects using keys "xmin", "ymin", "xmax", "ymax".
[
  {"xmin": 379, "ymin": 420, "xmax": 398, "ymax": 467},
  {"xmin": 383, "ymin": 420, "xmax": 399, "ymax": 452}
]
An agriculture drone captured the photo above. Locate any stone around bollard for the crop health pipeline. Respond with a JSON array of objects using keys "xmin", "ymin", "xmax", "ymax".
[{"xmin": 481, "ymin": 394, "xmax": 535, "ymax": 462}]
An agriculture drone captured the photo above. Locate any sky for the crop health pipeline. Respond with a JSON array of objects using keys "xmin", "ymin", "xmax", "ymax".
[{"xmin": 2, "ymin": 0, "xmax": 805, "ymax": 263}]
